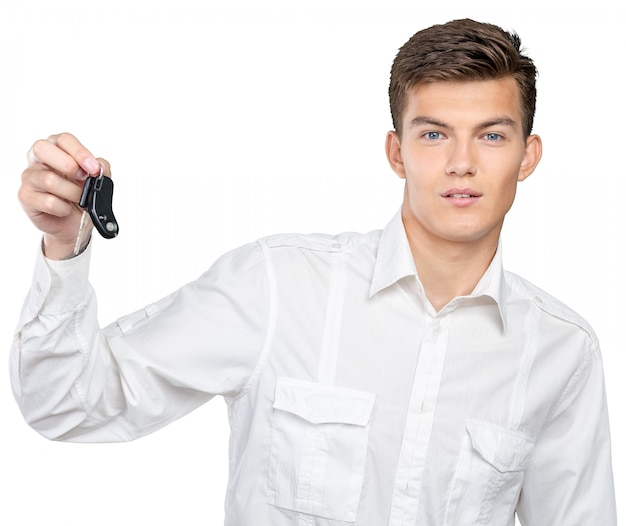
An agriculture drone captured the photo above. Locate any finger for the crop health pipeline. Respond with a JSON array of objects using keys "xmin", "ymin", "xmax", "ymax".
[
  {"xmin": 28, "ymin": 138, "xmax": 87, "ymax": 182},
  {"xmin": 28, "ymin": 133, "xmax": 100, "ymax": 180},
  {"xmin": 22, "ymin": 167, "xmax": 85, "ymax": 206},
  {"xmin": 19, "ymin": 183, "xmax": 76, "ymax": 219},
  {"xmin": 47, "ymin": 132, "xmax": 101, "ymax": 175},
  {"xmin": 96, "ymin": 157, "xmax": 112, "ymax": 177}
]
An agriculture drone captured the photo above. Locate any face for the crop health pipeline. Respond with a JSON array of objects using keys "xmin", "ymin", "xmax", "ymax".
[{"xmin": 386, "ymin": 77, "xmax": 542, "ymax": 251}]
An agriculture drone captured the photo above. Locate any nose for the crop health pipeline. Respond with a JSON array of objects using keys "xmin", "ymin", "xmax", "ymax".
[{"xmin": 445, "ymin": 140, "xmax": 476, "ymax": 177}]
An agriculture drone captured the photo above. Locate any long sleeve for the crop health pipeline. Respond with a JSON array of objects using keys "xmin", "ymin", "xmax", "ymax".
[
  {"xmin": 9, "ymin": 218, "xmax": 618, "ymax": 524},
  {"xmin": 516, "ymin": 342, "xmax": 616, "ymax": 525},
  {"xmin": 10, "ymin": 241, "xmax": 271, "ymax": 442}
]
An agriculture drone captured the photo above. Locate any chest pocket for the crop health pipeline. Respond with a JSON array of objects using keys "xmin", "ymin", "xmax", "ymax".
[
  {"xmin": 266, "ymin": 376, "xmax": 376, "ymax": 523},
  {"xmin": 445, "ymin": 419, "xmax": 536, "ymax": 525}
]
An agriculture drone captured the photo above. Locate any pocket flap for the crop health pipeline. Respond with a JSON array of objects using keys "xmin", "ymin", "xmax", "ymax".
[
  {"xmin": 466, "ymin": 420, "xmax": 536, "ymax": 472},
  {"xmin": 273, "ymin": 376, "xmax": 375, "ymax": 426}
]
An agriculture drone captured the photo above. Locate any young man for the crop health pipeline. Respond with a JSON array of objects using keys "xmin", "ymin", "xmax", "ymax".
[{"xmin": 11, "ymin": 19, "xmax": 616, "ymax": 525}]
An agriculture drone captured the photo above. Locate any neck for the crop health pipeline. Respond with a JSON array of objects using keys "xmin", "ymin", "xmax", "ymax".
[{"xmin": 403, "ymin": 220, "xmax": 500, "ymax": 312}]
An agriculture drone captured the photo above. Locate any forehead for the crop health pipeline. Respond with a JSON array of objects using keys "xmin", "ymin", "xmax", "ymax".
[{"xmin": 402, "ymin": 78, "xmax": 523, "ymax": 128}]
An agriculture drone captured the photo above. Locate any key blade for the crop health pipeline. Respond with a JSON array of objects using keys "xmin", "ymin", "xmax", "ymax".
[{"xmin": 73, "ymin": 210, "xmax": 91, "ymax": 256}]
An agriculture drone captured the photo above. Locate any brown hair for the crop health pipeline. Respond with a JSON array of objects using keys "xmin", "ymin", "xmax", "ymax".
[{"xmin": 389, "ymin": 19, "xmax": 537, "ymax": 137}]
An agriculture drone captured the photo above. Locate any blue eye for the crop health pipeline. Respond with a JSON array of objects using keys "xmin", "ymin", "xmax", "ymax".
[
  {"xmin": 484, "ymin": 133, "xmax": 502, "ymax": 141},
  {"xmin": 425, "ymin": 131, "xmax": 441, "ymax": 140}
]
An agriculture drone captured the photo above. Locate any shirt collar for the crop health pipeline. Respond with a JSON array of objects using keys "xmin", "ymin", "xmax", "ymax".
[
  {"xmin": 369, "ymin": 209, "xmax": 418, "ymax": 298},
  {"xmin": 470, "ymin": 241, "xmax": 508, "ymax": 332},
  {"xmin": 369, "ymin": 209, "xmax": 508, "ymax": 331}
]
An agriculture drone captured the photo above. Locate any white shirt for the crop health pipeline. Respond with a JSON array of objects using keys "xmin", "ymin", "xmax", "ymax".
[{"xmin": 11, "ymin": 211, "xmax": 616, "ymax": 525}]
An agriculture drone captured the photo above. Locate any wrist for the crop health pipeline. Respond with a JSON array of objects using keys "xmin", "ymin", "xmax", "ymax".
[{"xmin": 42, "ymin": 233, "xmax": 84, "ymax": 260}]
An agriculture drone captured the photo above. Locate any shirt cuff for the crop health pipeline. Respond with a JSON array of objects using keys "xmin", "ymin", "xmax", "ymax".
[{"xmin": 20, "ymin": 239, "xmax": 93, "ymax": 323}]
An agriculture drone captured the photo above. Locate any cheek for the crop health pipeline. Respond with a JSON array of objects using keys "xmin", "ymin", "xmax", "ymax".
[
  {"xmin": 486, "ymin": 154, "xmax": 525, "ymax": 195},
  {"xmin": 402, "ymin": 152, "xmax": 440, "ymax": 189},
  {"xmin": 404, "ymin": 170, "xmax": 436, "ymax": 203},
  {"xmin": 492, "ymin": 177, "xmax": 520, "ymax": 215}
]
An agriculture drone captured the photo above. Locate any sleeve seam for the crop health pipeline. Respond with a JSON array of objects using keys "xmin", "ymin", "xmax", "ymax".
[
  {"xmin": 228, "ymin": 239, "xmax": 277, "ymax": 402},
  {"xmin": 545, "ymin": 340, "xmax": 598, "ymax": 423}
]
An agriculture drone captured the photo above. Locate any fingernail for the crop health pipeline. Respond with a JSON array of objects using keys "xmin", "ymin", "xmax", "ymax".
[{"xmin": 84, "ymin": 157, "xmax": 100, "ymax": 174}]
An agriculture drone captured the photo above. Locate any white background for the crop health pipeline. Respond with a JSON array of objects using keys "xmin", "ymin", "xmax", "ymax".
[{"xmin": 1, "ymin": 0, "xmax": 623, "ymax": 524}]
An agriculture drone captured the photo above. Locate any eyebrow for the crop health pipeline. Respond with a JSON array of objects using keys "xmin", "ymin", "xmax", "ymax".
[
  {"xmin": 408, "ymin": 116, "xmax": 517, "ymax": 130},
  {"xmin": 408, "ymin": 116, "xmax": 449, "ymax": 129}
]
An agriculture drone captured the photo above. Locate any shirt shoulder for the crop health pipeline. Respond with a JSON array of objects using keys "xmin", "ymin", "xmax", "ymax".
[{"xmin": 504, "ymin": 270, "xmax": 599, "ymax": 349}]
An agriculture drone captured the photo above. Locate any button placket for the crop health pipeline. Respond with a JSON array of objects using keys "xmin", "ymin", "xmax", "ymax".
[{"xmin": 389, "ymin": 311, "xmax": 453, "ymax": 524}]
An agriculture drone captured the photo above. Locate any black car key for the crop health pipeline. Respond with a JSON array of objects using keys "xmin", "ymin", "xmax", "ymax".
[
  {"xmin": 73, "ymin": 165, "xmax": 119, "ymax": 255},
  {"xmin": 79, "ymin": 173, "xmax": 119, "ymax": 239}
]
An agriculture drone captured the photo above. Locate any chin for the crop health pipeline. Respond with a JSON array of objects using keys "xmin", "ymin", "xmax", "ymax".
[{"xmin": 439, "ymin": 226, "xmax": 500, "ymax": 245}]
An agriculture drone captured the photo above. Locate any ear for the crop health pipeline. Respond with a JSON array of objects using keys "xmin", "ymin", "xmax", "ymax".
[
  {"xmin": 518, "ymin": 134, "xmax": 542, "ymax": 182},
  {"xmin": 385, "ymin": 130, "xmax": 406, "ymax": 179}
]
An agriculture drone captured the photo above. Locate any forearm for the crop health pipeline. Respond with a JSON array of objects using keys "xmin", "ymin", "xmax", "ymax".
[
  {"xmin": 10, "ymin": 240, "xmax": 272, "ymax": 442},
  {"xmin": 10, "ymin": 243, "xmax": 114, "ymax": 439}
]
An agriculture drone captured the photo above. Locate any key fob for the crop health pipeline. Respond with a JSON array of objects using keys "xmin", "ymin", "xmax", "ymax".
[{"xmin": 79, "ymin": 174, "xmax": 119, "ymax": 239}]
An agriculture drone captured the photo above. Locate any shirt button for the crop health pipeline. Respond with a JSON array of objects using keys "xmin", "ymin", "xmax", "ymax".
[
  {"xmin": 35, "ymin": 282, "xmax": 42, "ymax": 293},
  {"xmin": 419, "ymin": 398, "xmax": 435, "ymax": 413}
]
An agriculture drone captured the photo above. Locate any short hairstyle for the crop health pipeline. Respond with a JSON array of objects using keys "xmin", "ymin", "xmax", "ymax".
[{"xmin": 389, "ymin": 19, "xmax": 537, "ymax": 137}]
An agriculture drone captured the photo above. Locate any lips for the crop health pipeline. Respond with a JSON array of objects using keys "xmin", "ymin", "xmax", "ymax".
[
  {"xmin": 441, "ymin": 188, "xmax": 482, "ymax": 207},
  {"xmin": 442, "ymin": 188, "xmax": 482, "ymax": 198}
]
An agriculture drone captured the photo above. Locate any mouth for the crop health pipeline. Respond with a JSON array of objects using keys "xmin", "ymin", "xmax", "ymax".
[
  {"xmin": 441, "ymin": 188, "xmax": 482, "ymax": 207},
  {"xmin": 442, "ymin": 188, "xmax": 482, "ymax": 198}
]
